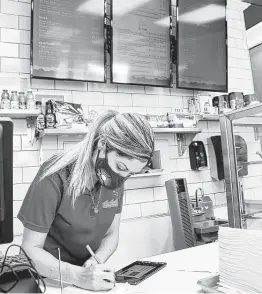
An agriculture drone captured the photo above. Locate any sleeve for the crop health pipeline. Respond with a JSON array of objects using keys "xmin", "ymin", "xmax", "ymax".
[
  {"xmin": 17, "ymin": 175, "xmax": 62, "ymax": 233},
  {"xmin": 116, "ymin": 185, "xmax": 125, "ymax": 214}
]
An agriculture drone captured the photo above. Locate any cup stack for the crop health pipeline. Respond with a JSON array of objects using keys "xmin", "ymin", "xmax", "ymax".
[{"xmin": 218, "ymin": 227, "xmax": 262, "ymax": 293}]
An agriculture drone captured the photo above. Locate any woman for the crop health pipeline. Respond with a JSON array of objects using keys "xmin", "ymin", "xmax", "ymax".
[{"xmin": 18, "ymin": 110, "xmax": 154, "ymax": 292}]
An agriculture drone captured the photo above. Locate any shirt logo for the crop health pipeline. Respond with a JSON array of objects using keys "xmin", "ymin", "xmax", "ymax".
[{"xmin": 102, "ymin": 199, "xmax": 119, "ymax": 209}]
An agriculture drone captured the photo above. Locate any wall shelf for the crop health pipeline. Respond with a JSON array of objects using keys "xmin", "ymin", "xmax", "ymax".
[
  {"xmin": 44, "ymin": 128, "xmax": 87, "ymax": 135},
  {"xmin": 44, "ymin": 127, "xmax": 202, "ymax": 159},
  {"xmin": 125, "ymin": 170, "xmax": 164, "ymax": 190},
  {"xmin": 44, "ymin": 127, "xmax": 202, "ymax": 136},
  {"xmin": 131, "ymin": 170, "xmax": 164, "ymax": 178},
  {"xmin": 153, "ymin": 127, "xmax": 201, "ymax": 134},
  {"xmin": 0, "ymin": 109, "xmax": 40, "ymax": 119}
]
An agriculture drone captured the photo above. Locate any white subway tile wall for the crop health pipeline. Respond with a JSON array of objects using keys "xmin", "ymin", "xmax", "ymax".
[{"xmin": 0, "ymin": 0, "xmax": 255, "ymax": 236}]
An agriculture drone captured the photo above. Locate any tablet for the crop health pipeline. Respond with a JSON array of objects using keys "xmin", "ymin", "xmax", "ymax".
[{"xmin": 115, "ymin": 260, "xmax": 167, "ymax": 285}]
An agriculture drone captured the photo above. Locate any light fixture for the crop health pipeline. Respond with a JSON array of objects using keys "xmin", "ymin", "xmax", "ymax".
[
  {"xmin": 179, "ymin": 4, "xmax": 225, "ymax": 25},
  {"xmin": 246, "ymin": 21, "xmax": 262, "ymax": 49}
]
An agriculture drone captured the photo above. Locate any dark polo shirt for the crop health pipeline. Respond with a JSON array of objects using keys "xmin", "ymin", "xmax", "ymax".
[{"xmin": 17, "ymin": 163, "xmax": 124, "ymax": 266}]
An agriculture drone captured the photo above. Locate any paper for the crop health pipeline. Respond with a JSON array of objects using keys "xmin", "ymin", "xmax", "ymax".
[{"xmin": 43, "ymin": 280, "xmax": 133, "ymax": 294}]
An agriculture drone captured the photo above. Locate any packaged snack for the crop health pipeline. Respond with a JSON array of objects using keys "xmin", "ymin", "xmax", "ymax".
[
  {"xmin": 146, "ymin": 114, "xmax": 169, "ymax": 128},
  {"xmin": 52, "ymin": 100, "xmax": 84, "ymax": 127}
]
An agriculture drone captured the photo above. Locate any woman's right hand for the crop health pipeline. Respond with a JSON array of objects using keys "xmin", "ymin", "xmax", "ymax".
[{"xmin": 73, "ymin": 264, "xmax": 115, "ymax": 291}]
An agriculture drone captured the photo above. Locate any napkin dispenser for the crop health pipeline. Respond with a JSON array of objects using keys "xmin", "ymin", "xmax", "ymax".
[
  {"xmin": 189, "ymin": 141, "xmax": 208, "ymax": 170},
  {"xmin": 208, "ymin": 135, "xmax": 248, "ymax": 181}
]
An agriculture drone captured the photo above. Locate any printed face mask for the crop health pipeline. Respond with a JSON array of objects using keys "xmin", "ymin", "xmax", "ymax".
[{"xmin": 95, "ymin": 151, "xmax": 130, "ymax": 190}]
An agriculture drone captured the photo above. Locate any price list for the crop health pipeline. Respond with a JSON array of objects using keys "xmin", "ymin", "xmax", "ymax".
[
  {"xmin": 112, "ymin": 0, "xmax": 171, "ymax": 86},
  {"xmin": 32, "ymin": 0, "xmax": 105, "ymax": 81}
]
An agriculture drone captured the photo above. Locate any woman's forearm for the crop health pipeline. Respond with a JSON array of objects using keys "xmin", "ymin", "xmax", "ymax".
[
  {"xmin": 22, "ymin": 244, "xmax": 81, "ymax": 284},
  {"xmin": 93, "ymin": 232, "xmax": 119, "ymax": 263}
]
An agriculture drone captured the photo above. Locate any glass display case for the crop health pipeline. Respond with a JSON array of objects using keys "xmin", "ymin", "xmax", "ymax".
[{"xmin": 220, "ymin": 102, "xmax": 262, "ymax": 229}]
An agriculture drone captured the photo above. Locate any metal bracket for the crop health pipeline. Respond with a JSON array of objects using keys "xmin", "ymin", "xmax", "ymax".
[
  {"xmin": 177, "ymin": 133, "xmax": 185, "ymax": 156},
  {"xmin": 171, "ymin": 35, "xmax": 177, "ymax": 64},
  {"xmin": 105, "ymin": 24, "xmax": 112, "ymax": 54},
  {"xmin": 177, "ymin": 133, "xmax": 200, "ymax": 157},
  {"xmin": 254, "ymin": 126, "xmax": 259, "ymax": 141}
]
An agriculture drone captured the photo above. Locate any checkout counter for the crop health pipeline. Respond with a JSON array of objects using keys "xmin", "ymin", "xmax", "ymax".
[{"xmin": 43, "ymin": 242, "xmax": 219, "ymax": 293}]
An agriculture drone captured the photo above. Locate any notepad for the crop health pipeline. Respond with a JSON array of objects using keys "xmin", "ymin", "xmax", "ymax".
[{"xmin": 219, "ymin": 227, "xmax": 262, "ymax": 293}]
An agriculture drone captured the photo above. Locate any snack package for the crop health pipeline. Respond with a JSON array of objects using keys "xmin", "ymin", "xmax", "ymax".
[
  {"xmin": 146, "ymin": 114, "xmax": 169, "ymax": 128},
  {"xmin": 52, "ymin": 100, "xmax": 85, "ymax": 127}
]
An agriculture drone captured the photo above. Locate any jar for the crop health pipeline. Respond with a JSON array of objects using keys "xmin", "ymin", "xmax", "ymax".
[
  {"xmin": 26, "ymin": 89, "xmax": 36, "ymax": 109},
  {"xmin": 218, "ymin": 95, "xmax": 230, "ymax": 113},
  {"xmin": 188, "ymin": 97, "xmax": 200, "ymax": 115},
  {"xmin": 1, "ymin": 90, "xmax": 11, "ymax": 109},
  {"xmin": 18, "ymin": 92, "xmax": 26, "ymax": 109},
  {"xmin": 244, "ymin": 94, "xmax": 259, "ymax": 106},
  {"xmin": 229, "ymin": 92, "xmax": 244, "ymax": 109},
  {"xmin": 203, "ymin": 101, "xmax": 211, "ymax": 114},
  {"xmin": 10, "ymin": 91, "xmax": 19, "ymax": 109}
]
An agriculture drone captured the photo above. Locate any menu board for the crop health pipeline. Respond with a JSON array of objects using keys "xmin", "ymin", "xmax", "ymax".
[
  {"xmin": 31, "ymin": 0, "xmax": 105, "ymax": 82},
  {"xmin": 111, "ymin": 0, "xmax": 171, "ymax": 87},
  {"xmin": 177, "ymin": 0, "xmax": 227, "ymax": 92}
]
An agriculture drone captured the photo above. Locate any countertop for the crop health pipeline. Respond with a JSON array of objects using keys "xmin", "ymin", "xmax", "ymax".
[{"xmin": 43, "ymin": 242, "xmax": 219, "ymax": 293}]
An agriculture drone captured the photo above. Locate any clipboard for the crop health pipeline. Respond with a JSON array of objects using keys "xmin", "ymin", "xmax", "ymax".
[{"xmin": 115, "ymin": 260, "xmax": 167, "ymax": 285}]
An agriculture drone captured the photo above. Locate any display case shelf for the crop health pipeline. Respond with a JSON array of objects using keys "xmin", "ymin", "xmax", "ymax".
[
  {"xmin": 44, "ymin": 127, "xmax": 202, "ymax": 136},
  {"xmin": 200, "ymin": 114, "xmax": 219, "ymax": 121},
  {"xmin": 200, "ymin": 114, "xmax": 262, "ymax": 126},
  {"xmin": 0, "ymin": 109, "xmax": 40, "ymax": 118}
]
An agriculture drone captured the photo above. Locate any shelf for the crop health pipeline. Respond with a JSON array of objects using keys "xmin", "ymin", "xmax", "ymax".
[
  {"xmin": 153, "ymin": 128, "xmax": 201, "ymax": 134},
  {"xmin": 200, "ymin": 114, "xmax": 219, "ymax": 121},
  {"xmin": 200, "ymin": 114, "xmax": 262, "ymax": 126},
  {"xmin": 125, "ymin": 170, "xmax": 164, "ymax": 189},
  {"xmin": 233, "ymin": 116, "xmax": 262, "ymax": 126},
  {"xmin": 0, "ymin": 109, "xmax": 40, "ymax": 118},
  {"xmin": 44, "ymin": 127, "xmax": 202, "ymax": 136},
  {"xmin": 44, "ymin": 128, "xmax": 87, "ymax": 135},
  {"xmin": 131, "ymin": 170, "xmax": 164, "ymax": 178}
]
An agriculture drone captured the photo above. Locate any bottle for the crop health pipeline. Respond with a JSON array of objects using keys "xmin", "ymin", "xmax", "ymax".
[
  {"xmin": 45, "ymin": 100, "xmax": 56, "ymax": 128},
  {"xmin": 203, "ymin": 102, "xmax": 210, "ymax": 114},
  {"xmin": 36, "ymin": 103, "xmax": 45, "ymax": 131},
  {"xmin": 10, "ymin": 91, "xmax": 19, "ymax": 109},
  {"xmin": 1, "ymin": 90, "xmax": 11, "ymax": 109},
  {"xmin": 26, "ymin": 89, "xmax": 35, "ymax": 109},
  {"xmin": 18, "ymin": 92, "xmax": 26, "ymax": 109},
  {"xmin": 36, "ymin": 101, "xmax": 42, "ymax": 113}
]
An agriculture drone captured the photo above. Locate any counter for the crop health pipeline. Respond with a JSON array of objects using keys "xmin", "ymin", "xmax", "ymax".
[{"xmin": 43, "ymin": 242, "xmax": 219, "ymax": 293}]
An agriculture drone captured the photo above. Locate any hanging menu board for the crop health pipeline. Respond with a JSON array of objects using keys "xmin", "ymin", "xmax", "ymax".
[
  {"xmin": 111, "ymin": 0, "xmax": 171, "ymax": 87},
  {"xmin": 177, "ymin": 0, "xmax": 227, "ymax": 92},
  {"xmin": 31, "ymin": 0, "xmax": 105, "ymax": 82}
]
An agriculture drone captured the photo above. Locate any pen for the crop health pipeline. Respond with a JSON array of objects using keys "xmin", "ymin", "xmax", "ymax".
[
  {"xmin": 58, "ymin": 248, "xmax": 63, "ymax": 294},
  {"xmin": 86, "ymin": 245, "xmax": 102, "ymax": 264}
]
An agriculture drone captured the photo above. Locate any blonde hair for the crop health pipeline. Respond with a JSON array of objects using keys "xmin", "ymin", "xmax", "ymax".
[{"xmin": 40, "ymin": 110, "xmax": 155, "ymax": 204}]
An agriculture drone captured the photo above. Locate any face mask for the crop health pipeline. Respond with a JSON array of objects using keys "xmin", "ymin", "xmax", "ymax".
[{"xmin": 95, "ymin": 151, "xmax": 130, "ymax": 190}]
